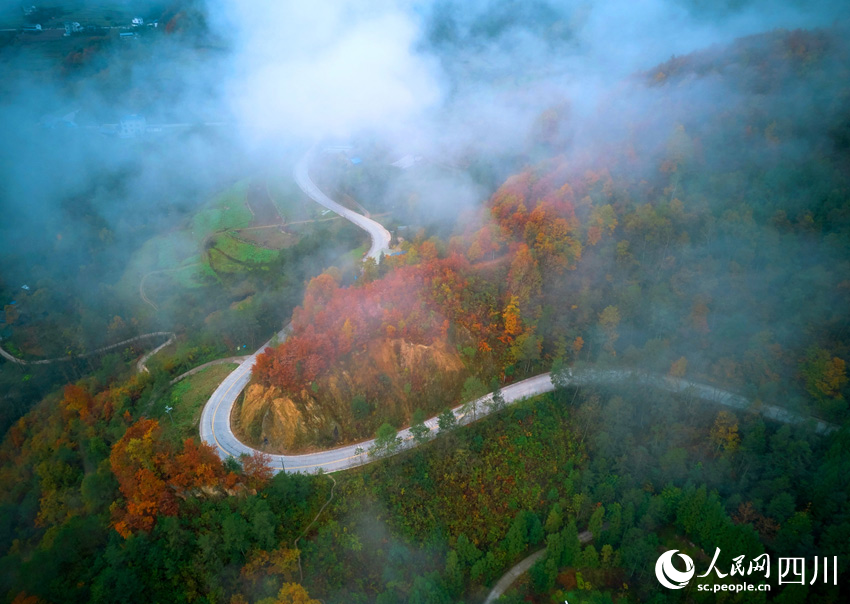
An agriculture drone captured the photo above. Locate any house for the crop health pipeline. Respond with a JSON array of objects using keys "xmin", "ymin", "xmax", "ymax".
[
  {"xmin": 119, "ymin": 115, "xmax": 146, "ymax": 138},
  {"xmin": 63, "ymin": 21, "xmax": 82, "ymax": 36},
  {"xmin": 119, "ymin": 31, "xmax": 138, "ymax": 40},
  {"xmin": 131, "ymin": 17, "xmax": 144, "ymax": 27}
]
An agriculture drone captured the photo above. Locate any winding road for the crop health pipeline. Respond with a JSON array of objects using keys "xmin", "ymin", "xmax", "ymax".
[
  {"xmin": 0, "ymin": 331, "xmax": 175, "ymax": 373},
  {"xmin": 201, "ymin": 365, "xmax": 836, "ymax": 475},
  {"xmin": 293, "ymin": 148, "xmax": 391, "ymax": 261},
  {"xmin": 2, "ymin": 147, "xmax": 835, "ymax": 478},
  {"xmin": 199, "ymin": 148, "xmax": 395, "ymax": 471},
  {"xmin": 199, "ymin": 149, "xmax": 837, "ymax": 474}
]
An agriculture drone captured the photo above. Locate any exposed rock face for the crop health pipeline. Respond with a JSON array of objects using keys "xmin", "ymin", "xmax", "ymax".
[
  {"xmin": 237, "ymin": 338, "xmax": 466, "ymax": 452},
  {"xmin": 237, "ymin": 383, "xmax": 315, "ymax": 450}
]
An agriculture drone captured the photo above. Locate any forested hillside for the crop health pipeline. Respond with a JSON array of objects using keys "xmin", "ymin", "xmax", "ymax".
[
  {"xmin": 1, "ymin": 24, "xmax": 848, "ymax": 604},
  {"xmin": 250, "ymin": 26, "xmax": 849, "ymax": 452}
]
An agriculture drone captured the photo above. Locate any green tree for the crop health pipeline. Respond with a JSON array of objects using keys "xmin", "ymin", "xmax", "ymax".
[
  {"xmin": 600, "ymin": 544, "xmax": 617, "ymax": 568},
  {"xmin": 409, "ymin": 571, "xmax": 451, "ymax": 604},
  {"xmin": 455, "ymin": 533, "xmax": 482, "ymax": 568},
  {"xmin": 561, "ymin": 520, "xmax": 582, "ymax": 567},
  {"xmin": 437, "ymin": 409, "xmax": 457, "ymax": 433},
  {"xmin": 409, "ymin": 409, "xmax": 430, "ymax": 444},
  {"xmin": 801, "ymin": 347, "xmax": 847, "ymax": 400},
  {"xmin": 546, "ymin": 531, "xmax": 565, "ymax": 567},
  {"xmin": 550, "ymin": 356, "xmax": 574, "ymax": 400},
  {"xmin": 511, "ymin": 330, "xmax": 542, "ymax": 373},
  {"xmin": 369, "ymin": 423, "xmax": 402, "ymax": 457},
  {"xmin": 604, "ymin": 502, "xmax": 623, "ymax": 546},
  {"xmin": 580, "ymin": 544, "xmax": 599, "ymax": 568},
  {"xmin": 767, "ymin": 492, "xmax": 796, "ymax": 524},
  {"xmin": 545, "ymin": 502, "xmax": 564, "ymax": 534},
  {"xmin": 527, "ymin": 512, "xmax": 544, "ymax": 545},
  {"xmin": 460, "ymin": 376, "xmax": 487, "ymax": 421},
  {"xmin": 530, "ymin": 556, "xmax": 557, "ymax": 593},
  {"xmin": 361, "ymin": 257, "xmax": 379, "ymax": 283},
  {"xmin": 444, "ymin": 550, "xmax": 464, "ymax": 598},
  {"xmin": 222, "ymin": 513, "xmax": 251, "ymax": 561},
  {"xmin": 461, "ymin": 396, "xmax": 481, "ymax": 423},
  {"xmin": 350, "ymin": 395, "xmax": 371, "ymax": 421},
  {"xmin": 461, "ymin": 376, "xmax": 487, "ymax": 401},
  {"xmin": 504, "ymin": 512, "xmax": 530, "ymax": 558},
  {"xmin": 489, "ymin": 378, "xmax": 506, "ymax": 412},
  {"xmin": 620, "ymin": 527, "xmax": 658, "ymax": 578},
  {"xmin": 598, "ymin": 305, "xmax": 620, "ymax": 356},
  {"xmin": 589, "ymin": 505, "xmax": 605, "ymax": 540}
]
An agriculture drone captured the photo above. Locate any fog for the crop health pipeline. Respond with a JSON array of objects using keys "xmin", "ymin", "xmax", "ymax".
[{"xmin": 0, "ymin": 0, "xmax": 848, "ymax": 352}]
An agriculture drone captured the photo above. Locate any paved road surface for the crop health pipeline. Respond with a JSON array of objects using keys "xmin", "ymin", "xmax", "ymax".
[
  {"xmin": 201, "ymin": 367, "xmax": 835, "ymax": 475},
  {"xmin": 200, "ymin": 148, "xmax": 392, "ymax": 469},
  {"xmin": 199, "ymin": 149, "xmax": 836, "ymax": 474},
  {"xmin": 294, "ymin": 148, "xmax": 391, "ymax": 261}
]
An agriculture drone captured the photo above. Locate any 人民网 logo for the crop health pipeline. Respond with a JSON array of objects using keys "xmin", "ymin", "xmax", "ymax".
[{"xmin": 655, "ymin": 550, "xmax": 696, "ymax": 589}]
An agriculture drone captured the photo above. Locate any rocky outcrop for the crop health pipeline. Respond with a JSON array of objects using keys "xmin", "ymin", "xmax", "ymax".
[{"xmin": 238, "ymin": 337, "xmax": 466, "ymax": 452}]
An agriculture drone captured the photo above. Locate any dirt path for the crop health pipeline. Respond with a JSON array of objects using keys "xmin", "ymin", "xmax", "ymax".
[
  {"xmin": 139, "ymin": 264, "xmax": 201, "ymax": 311},
  {"xmin": 295, "ymin": 474, "xmax": 337, "ymax": 582},
  {"xmin": 136, "ymin": 333, "xmax": 177, "ymax": 373},
  {"xmin": 246, "ymin": 181, "xmax": 282, "ymax": 226},
  {"xmin": 484, "ymin": 529, "xmax": 593, "ymax": 603},
  {"xmin": 1, "ymin": 331, "xmax": 175, "ymax": 370}
]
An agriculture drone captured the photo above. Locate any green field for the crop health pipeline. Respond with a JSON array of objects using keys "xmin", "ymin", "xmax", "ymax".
[
  {"xmin": 170, "ymin": 260, "xmax": 219, "ymax": 289},
  {"xmin": 209, "ymin": 232, "xmax": 279, "ymax": 265},
  {"xmin": 153, "ymin": 363, "xmax": 239, "ymax": 446},
  {"xmin": 118, "ymin": 180, "xmax": 269, "ymax": 302},
  {"xmin": 191, "ymin": 180, "xmax": 253, "ymax": 241}
]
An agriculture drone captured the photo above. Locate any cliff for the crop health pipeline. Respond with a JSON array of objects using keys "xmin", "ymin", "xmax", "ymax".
[{"xmin": 236, "ymin": 337, "xmax": 466, "ymax": 452}]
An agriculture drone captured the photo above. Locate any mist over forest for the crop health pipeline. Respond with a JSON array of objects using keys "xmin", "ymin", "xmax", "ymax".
[{"xmin": 1, "ymin": 1, "xmax": 849, "ymax": 603}]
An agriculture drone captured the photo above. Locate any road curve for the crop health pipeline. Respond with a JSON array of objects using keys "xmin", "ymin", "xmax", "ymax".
[
  {"xmin": 200, "ymin": 149, "xmax": 836, "ymax": 474},
  {"xmin": 294, "ymin": 148, "xmax": 391, "ymax": 261},
  {"xmin": 200, "ymin": 148, "xmax": 392, "ymax": 471},
  {"xmin": 484, "ymin": 529, "xmax": 594, "ymax": 604},
  {"xmin": 0, "ymin": 331, "xmax": 175, "ymax": 370},
  {"xmin": 201, "ymin": 367, "xmax": 836, "ymax": 475}
]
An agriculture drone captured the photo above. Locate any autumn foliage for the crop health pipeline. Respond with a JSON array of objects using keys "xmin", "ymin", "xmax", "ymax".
[
  {"xmin": 255, "ymin": 162, "xmax": 591, "ymax": 394},
  {"xmin": 109, "ymin": 419, "xmax": 244, "ymax": 537},
  {"xmin": 254, "ymin": 266, "xmax": 450, "ymax": 391},
  {"xmin": 60, "ymin": 376, "xmax": 146, "ymax": 426},
  {"xmin": 487, "ymin": 165, "xmax": 582, "ymax": 273}
]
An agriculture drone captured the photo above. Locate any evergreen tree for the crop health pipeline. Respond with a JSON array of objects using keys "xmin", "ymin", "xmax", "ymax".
[{"xmin": 409, "ymin": 409, "xmax": 430, "ymax": 444}]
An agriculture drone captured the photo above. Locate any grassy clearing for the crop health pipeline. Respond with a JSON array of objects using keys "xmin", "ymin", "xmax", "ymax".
[
  {"xmin": 206, "ymin": 249, "xmax": 244, "ymax": 274},
  {"xmin": 118, "ymin": 182, "xmax": 255, "ymax": 300},
  {"xmin": 210, "ymin": 232, "xmax": 279, "ymax": 264},
  {"xmin": 235, "ymin": 227, "xmax": 299, "ymax": 249},
  {"xmin": 136, "ymin": 233, "xmax": 197, "ymax": 272},
  {"xmin": 171, "ymin": 261, "xmax": 219, "ymax": 289},
  {"xmin": 116, "ymin": 233, "xmax": 198, "ymax": 302},
  {"xmin": 264, "ymin": 170, "xmax": 315, "ymax": 222},
  {"xmin": 153, "ymin": 363, "xmax": 239, "ymax": 446},
  {"xmin": 191, "ymin": 180, "xmax": 253, "ymax": 240},
  {"xmin": 347, "ymin": 242, "xmax": 368, "ymax": 263}
]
